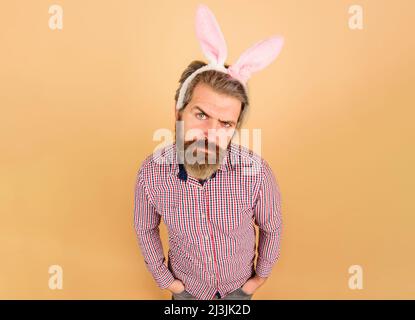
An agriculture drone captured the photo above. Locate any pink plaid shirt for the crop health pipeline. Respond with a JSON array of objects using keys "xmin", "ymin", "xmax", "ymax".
[{"xmin": 134, "ymin": 142, "xmax": 282, "ymax": 300}]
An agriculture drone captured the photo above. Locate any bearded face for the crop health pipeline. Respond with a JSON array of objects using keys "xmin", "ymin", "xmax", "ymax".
[{"xmin": 174, "ymin": 83, "xmax": 242, "ymax": 180}]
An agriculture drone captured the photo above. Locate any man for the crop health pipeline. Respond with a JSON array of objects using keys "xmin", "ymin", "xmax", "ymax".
[{"xmin": 133, "ymin": 60, "xmax": 282, "ymax": 300}]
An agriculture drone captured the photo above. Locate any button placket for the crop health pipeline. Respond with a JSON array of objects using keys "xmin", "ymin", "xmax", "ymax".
[{"xmin": 204, "ymin": 187, "xmax": 219, "ymax": 292}]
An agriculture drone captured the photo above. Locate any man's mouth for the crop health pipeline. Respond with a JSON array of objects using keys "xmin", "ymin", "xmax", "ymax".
[{"xmin": 196, "ymin": 146, "xmax": 214, "ymax": 153}]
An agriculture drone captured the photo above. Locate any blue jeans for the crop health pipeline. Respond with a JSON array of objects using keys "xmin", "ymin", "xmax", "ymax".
[{"xmin": 171, "ymin": 286, "xmax": 253, "ymax": 300}]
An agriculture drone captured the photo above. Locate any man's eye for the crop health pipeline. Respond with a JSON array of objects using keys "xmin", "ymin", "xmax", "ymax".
[
  {"xmin": 222, "ymin": 122, "xmax": 231, "ymax": 128},
  {"xmin": 196, "ymin": 113, "xmax": 206, "ymax": 120}
]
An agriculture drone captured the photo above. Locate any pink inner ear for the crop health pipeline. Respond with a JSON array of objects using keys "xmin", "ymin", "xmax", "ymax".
[
  {"xmin": 228, "ymin": 36, "xmax": 284, "ymax": 84},
  {"xmin": 195, "ymin": 4, "xmax": 228, "ymax": 65}
]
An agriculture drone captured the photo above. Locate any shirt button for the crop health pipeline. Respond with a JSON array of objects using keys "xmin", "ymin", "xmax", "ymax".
[
  {"xmin": 204, "ymin": 235, "xmax": 209, "ymax": 240},
  {"xmin": 201, "ymin": 214, "xmax": 206, "ymax": 219},
  {"xmin": 208, "ymin": 256, "xmax": 212, "ymax": 262}
]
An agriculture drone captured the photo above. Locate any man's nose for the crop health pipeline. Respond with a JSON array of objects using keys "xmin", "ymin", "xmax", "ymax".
[
  {"xmin": 199, "ymin": 120, "xmax": 230, "ymax": 146},
  {"xmin": 200, "ymin": 118, "xmax": 222, "ymax": 136}
]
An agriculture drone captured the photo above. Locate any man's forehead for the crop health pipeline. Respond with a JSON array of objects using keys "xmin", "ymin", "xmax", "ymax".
[{"xmin": 190, "ymin": 84, "xmax": 241, "ymax": 119}]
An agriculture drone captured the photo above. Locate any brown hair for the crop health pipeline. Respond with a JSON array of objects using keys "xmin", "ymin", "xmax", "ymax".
[{"xmin": 174, "ymin": 60, "xmax": 249, "ymax": 129}]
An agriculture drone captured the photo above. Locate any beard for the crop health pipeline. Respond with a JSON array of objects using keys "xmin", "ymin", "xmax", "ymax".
[
  {"xmin": 182, "ymin": 139, "xmax": 227, "ymax": 180},
  {"xmin": 175, "ymin": 125, "xmax": 229, "ymax": 180}
]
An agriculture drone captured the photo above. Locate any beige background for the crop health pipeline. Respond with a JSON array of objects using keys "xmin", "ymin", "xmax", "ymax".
[{"xmin": 1, "ymin": 0, "xmax": 414, "ymax": 299}]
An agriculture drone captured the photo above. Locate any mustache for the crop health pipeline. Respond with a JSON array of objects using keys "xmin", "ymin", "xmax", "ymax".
[
  {"xmin": 183, "ymin": 139, "xmax": 224, "ymax": 154},
  {"xmin": 184, "ymin": 139, "xmax": 216, "ymax": 151}
]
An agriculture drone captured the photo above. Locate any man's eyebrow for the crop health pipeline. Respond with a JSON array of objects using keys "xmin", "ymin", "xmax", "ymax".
[
  {"xmin": 192, "ymin": 105, "xmax": 236, "ymax": 125},
  {"xmin": 192, "ymin": 105, "xmax": 212, "ymax": 118}
]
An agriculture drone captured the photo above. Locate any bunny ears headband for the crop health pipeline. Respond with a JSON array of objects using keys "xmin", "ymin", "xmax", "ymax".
[{"xmin": 175, "ymin": 4, "xmax": 285, "ymax": 110}]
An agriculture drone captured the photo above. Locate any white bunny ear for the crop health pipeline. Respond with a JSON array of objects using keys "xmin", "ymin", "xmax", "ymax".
[
  {"xmin": 195, "ymin": 4, "xmax": 228, "ymax": 66},
  {"xmin": 228, "ymin": 36, "xmax": 284, "ymax": 85}
]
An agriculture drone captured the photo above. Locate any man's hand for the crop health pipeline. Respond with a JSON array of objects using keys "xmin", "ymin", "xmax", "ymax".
[
  {"xmin": 167, "ymin": 279, "xmax": 185, "ymax": 294},
  {"xmin": 241, "ymin": 274, "xmax": 267, "ymax": 295}
]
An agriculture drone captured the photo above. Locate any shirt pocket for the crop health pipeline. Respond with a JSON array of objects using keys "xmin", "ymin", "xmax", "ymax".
[
  {"xmin": 209, "ymin": 196, "xmax": 253, "ymax": 235},
  {"xmin": 159, "ymin": 191, "xmax": 195, "ymax": 238},
  {"xmin": 154, "ymin": 186, "xmax": 180, "ymax": 225}
]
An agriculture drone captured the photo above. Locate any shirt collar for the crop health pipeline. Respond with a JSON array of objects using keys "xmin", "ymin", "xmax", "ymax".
[{"xmin": 177, "ymin": 163, "xmax": 188, "ymax": 181}]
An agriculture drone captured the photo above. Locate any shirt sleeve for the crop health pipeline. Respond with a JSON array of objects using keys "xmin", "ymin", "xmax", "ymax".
[
  {"xmin": 253, "ymin": 159, "xmax": 283, "ymax": 278},
  {"xmin": 133, "ymin": 168, "xmax": 175, "ymax": 289}
]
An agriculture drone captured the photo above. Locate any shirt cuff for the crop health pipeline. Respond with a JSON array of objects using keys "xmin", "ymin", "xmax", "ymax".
[
  {"xmin": 255, "ymin": 257, "xmax": 275, "ymax": 278},
  {"xmin": 152, "ymin": 264, "xmax": 176, "ymax": 289}
]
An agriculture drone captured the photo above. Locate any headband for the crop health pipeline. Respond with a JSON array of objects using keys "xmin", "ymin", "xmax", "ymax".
[{"xmin": 175, "ymin": 4, "xmax": 285, "ymax": 110}]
